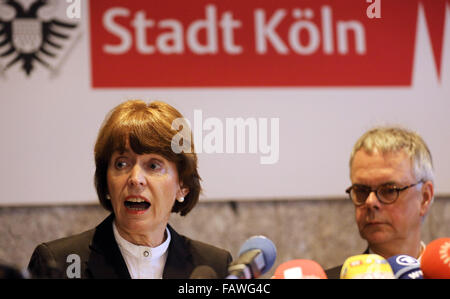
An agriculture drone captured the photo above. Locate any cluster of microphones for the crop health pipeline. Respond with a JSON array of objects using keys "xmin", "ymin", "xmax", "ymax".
[
  {"xmin": 1, "ymin": 236, "xmax": 449, "ymax": 279},
  {"xmin": 190, "ymin": 236, "xmax": 450, "ymax": 279}
]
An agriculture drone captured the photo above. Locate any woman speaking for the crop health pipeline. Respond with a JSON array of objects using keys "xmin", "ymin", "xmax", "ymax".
[{"xmin": 28, "ymin": 100, "xmax": 231, "ymax": 278}]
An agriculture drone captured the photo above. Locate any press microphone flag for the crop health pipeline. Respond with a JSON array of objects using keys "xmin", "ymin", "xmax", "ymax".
[
  {"xmin": 421, "ymin": 237, "xmax": 450, "ymax": 279},
  {"xmin": 272, "ymin": 259, "xmax": 327, "ymax": 279},
  {"xmin": 387, "ymin": 255, "xmax": 423, "ymax": 279},
  {"xmin": 227, "ymin": 235, "xmax": 277, "ymax": 279},
  {"xmin": 340, "ymin": 254, "xmax": 394, "ymax": 279}
]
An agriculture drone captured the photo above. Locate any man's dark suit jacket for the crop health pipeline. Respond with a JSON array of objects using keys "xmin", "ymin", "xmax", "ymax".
[
  {"xmin": 28, "ymin": 214, "xmax": 232, "ymax": 279},
  {"xmin": 324, "ymin": 264, "xmax": 342, "ymax": 279}
]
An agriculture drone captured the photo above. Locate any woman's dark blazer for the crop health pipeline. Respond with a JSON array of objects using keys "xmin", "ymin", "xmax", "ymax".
[{"xmin": 28, "ymin": 214, "xmax": 232, "ymax": 279}]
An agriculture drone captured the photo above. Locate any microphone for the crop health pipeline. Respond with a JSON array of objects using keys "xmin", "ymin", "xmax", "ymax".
[
  {"xmin": 340, "ymin": 254, "xmax": 394, "ymax": 279},
  {"xmin": 0, "ymin": 263, "xmax": 27, "ymax": 279},
  {"xmin": 227, "ymin": 235, "xmax": 277, "ymax": 279},
  {"xmin": 189, "ymin": 265, "xmax": 218, "ymax": 279},
  {"xmin": 272, "ymin": 259, "xmax": 327, "ymax": 279},
  {"xmin": 387, "ymin": 255, "xmax": 423, "ymax": 279},
  {"xmin": 420, "ymin": 237, "xmax": 450, "ymax": 279}
]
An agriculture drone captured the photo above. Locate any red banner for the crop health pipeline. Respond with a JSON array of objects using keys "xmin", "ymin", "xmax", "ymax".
[{"xmin": 89, "ymin": 0, "xmax": 448, "ymax": 87}]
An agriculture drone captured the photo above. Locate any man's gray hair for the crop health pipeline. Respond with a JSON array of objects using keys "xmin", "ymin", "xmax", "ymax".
[{"xmin": 350, "ymin": 126, "xmax": 434, "ymax": 183}]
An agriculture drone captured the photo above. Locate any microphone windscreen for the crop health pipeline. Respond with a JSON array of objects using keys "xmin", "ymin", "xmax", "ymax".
[
  {"xmin": 387, "ymin": 255, "xmax": 423, "ymax": 279},
  {"xmin": 189, "ymin": 265, "xmax": 218, "ymax": 279},
  {"xmin": 0, "ymin": 263, "xmax": 26, "ymax": 279},
  {"xmin": 421, "ymin": 238, "xmax": 450, "ymax": 279},
  {"xmin": 340, "ymin": 254, "xmax": 394, "ymax": 279},
  {"xmin": 272, "ymin": 259, "xmax": 327, "ymax": 279},
  {"xmin": 238, "ymin": 236, "xmax": 277, "ymax": 275}
]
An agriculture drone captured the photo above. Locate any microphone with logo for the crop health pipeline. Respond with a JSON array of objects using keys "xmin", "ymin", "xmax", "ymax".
[
  {"xmin": 340, "ymin": 254, "xmax": 395, "ymax": 279},
  {"xmin": 272, "ymin": 259, "xmax": 327, "ymax": 279},
  {"xmin": 387, "ymin": 255, "xmax": 423, "ymax": 279},
  {"xmin": 226, "ymin": 236, "xmax": 277, "ymax": 279},
  {"xmin": 189, "ymin": 265, "xmax": 219, "ymax": 279},
  {"xmin": 420, "ymin": 237, "xmax": 450, "ymax": 279}
]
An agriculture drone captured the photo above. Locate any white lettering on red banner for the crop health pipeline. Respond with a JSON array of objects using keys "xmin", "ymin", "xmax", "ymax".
[{"xmin": 89, "ymin": 0, "xmax": 449, "ymax": 87}]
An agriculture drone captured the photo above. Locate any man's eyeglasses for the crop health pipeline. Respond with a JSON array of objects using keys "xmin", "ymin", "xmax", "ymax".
[{"xmin": 345, "ymin": 181, "xmax": 424, "ymax": 206}]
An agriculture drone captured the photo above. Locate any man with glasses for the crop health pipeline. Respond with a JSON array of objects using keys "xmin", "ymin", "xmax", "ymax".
[{"xmin": 325, "ymin": 126, "xmax": 435, "ymax": 278}]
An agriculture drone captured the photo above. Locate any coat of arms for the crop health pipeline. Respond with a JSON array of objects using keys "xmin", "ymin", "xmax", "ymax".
[{"xmin": 0, "ymin": 0, "xmax": 79, "ymax": 76}]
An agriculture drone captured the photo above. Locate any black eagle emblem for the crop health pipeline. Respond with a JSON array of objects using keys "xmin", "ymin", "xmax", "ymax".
[{"xmin": 0, "ymin": 0, "xmax": 77, "ymax": 75}]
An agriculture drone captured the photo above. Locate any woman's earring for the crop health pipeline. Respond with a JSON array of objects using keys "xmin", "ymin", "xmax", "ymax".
[
  {"xmin": 177, "ymin": 197, "xmax": 184, "ymax": 203},
  {"xmin": 106, "ymin": 194, "xmax": 111, "ymax": 200}
]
